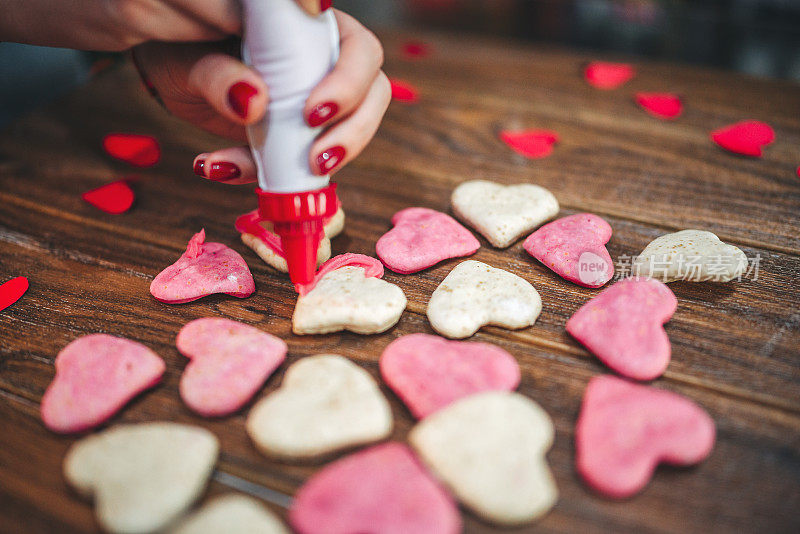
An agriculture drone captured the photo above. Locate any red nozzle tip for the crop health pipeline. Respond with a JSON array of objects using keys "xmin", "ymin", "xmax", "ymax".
[{"xmin": 256, "ymin": 184, "xmax": 338, "ymax": 290}]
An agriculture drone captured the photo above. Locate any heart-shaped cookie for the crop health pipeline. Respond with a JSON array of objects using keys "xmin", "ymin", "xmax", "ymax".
[
  {"xmin": 171, "ymin": 494, "xmax": 288, "ymax": 534},
  {"xmin": 235, "ymin": 207, "xmax": 344, "ymax": 272},
  {"xmin": 711, "ymin": 120, "xmax": 774, "ymax": 157},
  {"xmin": 176, "ymin": 318, "xmax": 287, "ymax": 417},
  {"xmin": 290, "ymin": 442, "xmax": 460, "ymax": 534},
  {"xmin": 247, "ymin": 354, "xmax": 393, "ymax": 459},
  {"xmin": 499, "ymin": 129, "xmax": 559, "ymax": 159},
  {"xmin": 451, "ymin": 180, "xmax": 559, "ymax": 248},
  {"xmin": 523, "ymin": 213, "xmax": 614, "ymax": 287},
  {"xmin": 41, "ymin": 334, "xmax": 165, "ymax": 434},
  {"xmin": 376, "ymin": 207, "xmax": 480, "ymax": 274},
  {"xmin": 410, "ymin": 391, "xmax": 558, "ymax": 525},
  {"xmin": 427, "ymin": 260, "xmax": 541, "ymax": 339},
  {"xmin": 64, "ymin": 422, "xmax": 219, "ymax": 533},
  {"xmin": 0, "ymin": 276, "xmax": 28, "ymax": 312},
  {"xmin": 82, "ymin": 180, "xmax": 135, "ymax": 214},
  {"xmin": 380, "ymin": 333, "xmax": 520, "ymax": 418},
  {"xmin": 584, "ymin": 62, "xmax": 635, "ymax": 89},
  {"xmin": 632, "ymin": 230, "xmax": 747, "ymax": 282},
  {"xmin": 576, "ymin": 375, "xmax": 715, "ymax": 499},
  {"xmin": 635, "ymin": 93, "xmax": 682, "ymax": 120},
  {"xmin": 292, "ymin": 254, "xmax": 406, "ymax": 335},
  {"xmin": 150, "ymin": 229, "xmax": 255, "ymax": 304},
  {"xmin": 566, "ymin": 277, "xmax": 677, "ymax": 381}
]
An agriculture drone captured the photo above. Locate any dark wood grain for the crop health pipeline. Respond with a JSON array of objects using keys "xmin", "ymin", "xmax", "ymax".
[{"xmin": 1, "ymin": 29, "xmax": 799, "ymax": 533}]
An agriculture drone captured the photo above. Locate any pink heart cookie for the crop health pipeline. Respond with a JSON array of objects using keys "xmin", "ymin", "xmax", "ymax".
[
  {"xmin": 290, "ymin": 442, "xmax": 460, "ymax": 534},
  {"xmin": 576, "ymin": 375, "xmax": 715, "ymax": 499},
  {"xmin": 41, "ymin": 334, "xmax": 165, "ymax": 433},
  {"xmin": 150, "ymin": 229, "xmax": 255, "ymax": 304},
  {"xmin": 523, "ymin": 213, "xmax": 614, "ymax": 287},
  {"xmin": 566, "ymin": 277, "xmax": 677, "ymax": 381},
  {"xmin": 376, "ymin": 207, "xmax": 480, "ymax": 274},
  {"xmin": 380, "ymin": 333, "xmax": 520, "ymax": 418},
  {"xmin": 176, "ymin": 318, "xmax": 287, "ymax": 417}
]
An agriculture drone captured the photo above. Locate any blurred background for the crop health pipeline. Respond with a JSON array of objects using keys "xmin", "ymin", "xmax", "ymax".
[{"xmin": 2, "ymin": 0, "xmax": 799, "ymax": 127}]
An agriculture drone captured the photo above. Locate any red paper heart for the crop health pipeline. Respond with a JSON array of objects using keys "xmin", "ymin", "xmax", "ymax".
[
  {"xmin": 499, "ymin": 129, "xmax": 559, "ymax": 159},
  {"xmin": 0, "ymin": 276, "xmax": 28, "ymax": 312},
  {"xmin": 401, "ymin": 40, "xmax": 431, "ymax": 59},
  {"xmin": 390, "ymin": 79, "xmax": 419, "ymax": 103},
  {"xmin": 711, "ymin": 120, "xmax": 775, "ymax": 157},
  {"xmin": 102, "ymin": 133, "xmax": 160, "ymax": 167},
  {"xmin": 576, "ymin": 375, "xmax": 715, "ymax": 499},
  {"xmin": 584, "ymin": 62, "xmax": 635, "ymax": 89},
  {"xmin": 635, "ymin": 93, "xmax": 682, "ymax": 119},
  {"xmin": 82, "ymin": 180, "xmax": 135, "ymax": 214}
]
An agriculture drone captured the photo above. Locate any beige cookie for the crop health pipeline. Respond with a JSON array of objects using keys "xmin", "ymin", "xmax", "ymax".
[
  {"xmin": 409, "ymin": 391, "xmax": 557, "ymax": 526},
  {"xmin": 247, "ymin": 355, "xmax": 393, "ymax": 459},
  {"xmin": 293, "ymin": 266, "xmax": 407, "ymax": 335},
  {"xmin": 452, "ymin": 180, "xmax": 559, "ymax": 248},
  {"xmin": 64, "ymin": 422, "xmax": 219, "ymax": 534},
  {"xmin": 632, "ymin": 229, "xmax": 747, "ymax": 282},
  {"xmin": 427, "ymin": 260, "xmax": 542, "ymax": 338},
  {"xmin": 170, "ymin": 494, "xmax": 287, "ymax": 534}
]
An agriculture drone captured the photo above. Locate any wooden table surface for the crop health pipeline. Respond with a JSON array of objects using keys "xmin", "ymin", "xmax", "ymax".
[{"xmin": 1, "ymin": 30, "xmax": 799, "ymax": 533}]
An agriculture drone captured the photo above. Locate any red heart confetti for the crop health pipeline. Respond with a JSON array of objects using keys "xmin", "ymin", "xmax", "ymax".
[
  {"xmin": 390, "ymin": 79, "xmax": 419, "ymax": 103},
  {"xmin": 635, "ymin": 93, "xmax": 682, "ymax": 119},
  {"xmin": 0, "ymin": 276, "xmax": 29, "ymax": 312},
  {"xmin": 102, "ymin": 133, "xmax": 160, "ymax": 167},
  {"xmin": 711, "ymin": 120, "xmax": 775, "ymax": 157},
  {"xmin": 401, "ymin": 40, "xmax": 432, "ymax": 59},
  {"xmin": 584, "ymin": 62, "xmax": 635, "ymax": 90},
  {"xmin": 499, "ymin": 129, "xmax": 560, "ymax": 159},
  {"xmin": 82, "ymin": 180, "xmax": 135, "ymax": 214}
]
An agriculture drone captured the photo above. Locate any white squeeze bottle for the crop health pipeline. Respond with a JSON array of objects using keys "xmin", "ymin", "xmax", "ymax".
[{"xmin": 240, "ymin": 0, "xmax": 340, "ymax": 287}]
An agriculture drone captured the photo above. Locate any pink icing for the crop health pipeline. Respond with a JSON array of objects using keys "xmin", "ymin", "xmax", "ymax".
[{"xmin": 295, "ymin": 253, "xmax": 383, "ymax": 296}]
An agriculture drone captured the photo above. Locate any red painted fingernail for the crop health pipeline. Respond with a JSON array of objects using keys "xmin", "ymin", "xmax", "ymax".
[
  {"xmin": 316, "ymin": 146, "xmax": 345, "ymax": 175},
  {"xmin": 193, "ymin": 159, "xmax": 205, "ymax": 176},
  {"xmin": 208, "ymin": 162, "xmax": 241, "ymax": 182},
  {"xmin": 320, "ymin": 0, "xmax": 333, "ymax": 11},
  {"xmin": 307, "ymin": 101, "xmax": 339, "ymax": 127},
  {"xmin": 228, "ymin": 81, "xmax": 258, "ymax": 119}
]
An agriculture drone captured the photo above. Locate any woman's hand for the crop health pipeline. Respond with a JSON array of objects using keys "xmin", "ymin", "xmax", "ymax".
[{"xmin": 134, "ymin": 9, "xmax": 389, "ymax": 183}]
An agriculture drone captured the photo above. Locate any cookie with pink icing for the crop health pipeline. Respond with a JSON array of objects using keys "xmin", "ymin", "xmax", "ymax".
[
  {"xmin": 376, "ymin": 207, "xmax": 480, "ymax": 274},
  {"xmin": 150, "ymin": 229, "xmax": 255, "ymax": 303},
  {"xmin": 566, "ymin": 277, "xmax": 677, "ymax": 381},
  {"xmin": 576, "ymin": 375, "xmax": 715, "ymax": 499},
  {"xmin": 41, "ymin": 334, "xmax": 165, "ymax": 433},
  {"xmin": 290, "ymin": 442, "xmax": 461, "ymax": 534},
  {"xmin": 380, "ymin": 333, "xmax": 520, "ymax": 418},
  {"xmin": 176, "ymin": 318, "xmax": 287, "ymax": 417},
  {"xmin": 523, "ymin": 213, "xmax": 614, "ymax": 287}
]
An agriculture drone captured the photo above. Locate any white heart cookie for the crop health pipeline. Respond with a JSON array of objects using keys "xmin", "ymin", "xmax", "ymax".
[
  {"xmin": 246, "ymin": 355, "xmax": 393, "ymax": 459},
  {"xmin": 170, "ymin": 494, "xmax": 287, "ymax": 534},
  {"xmin": 409, "ymin": 391, "xmax": 558, "ymax": 526},
  {"xmin": 427, "ymin": 260, "xmax": 542, "ymax": 338},
  {"xmin": 64, "ymin": 422, "xmax": 219, "ymax": 533},
  {"xmin": 293, "ymin": 266, "xmax": 407, "ymax": 335},
  {"xmin": 632, "ymin": 230, "xmax": 747, "ymax": 282},
  {"xmin": 452, "ymin": 180, "xmax": 559, "ymax": 248},
  {"xmin": 241, "ymin": 234, "xmax": 331, "ymax": 273}
]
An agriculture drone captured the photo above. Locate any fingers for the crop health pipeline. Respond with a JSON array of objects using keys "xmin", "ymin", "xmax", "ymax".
[
  {"xmin": 193, "ymin": 147, "xmax": 257, "ymax": 185},
  {"xmin": 165, "ymin": 0, "xmax": 243, "ymax": 35},
  {"xmin": 294, "ymin": 0, "xmax": 333, "ymax": 16},
  {"xmin": 112, "ymin": 0, "xmax": 231, "ymax": 45},
  {"xmin": 187, "ymin": 53, "xmax": 269, "ymax": 125},
  {"xmin": 303, "ymin": 10, "xmax": 384, "ymax": 128},
  {"xmin": 308, "ymin": 71, "xmax": 391, "ymax": 175}
]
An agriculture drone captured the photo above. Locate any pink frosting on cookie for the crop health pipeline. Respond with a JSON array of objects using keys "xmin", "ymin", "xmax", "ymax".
[
  {"xmin": 234, "ymin": 210, "xmax": 284, "ymax": 253},
  {"xmin": 380, "ymin": 333, "xmax": 520, "ymax": 418},
  {"xmin": 40, "ymin": 334, "xmax": 165, "ymax": 433},
  {"xmin": 376, "ymin": 207, "xmax": 479, "ymax": 274},
  {"xmin": 176, "ymin": 318, "xmax": 287, "ymax": 417},
  {"xmin": 523, "ymin": 213, "xmax": 614, "ymax": 287},
  {"xmin": 290, "ymin": 442, "xmax": 461, "ymax": 534},
  {"xmin": 576, "ymin": 375, "xmax": 715, "ymax": 499},
  {"xmin": 567, "ymin": 277, "xmax": 677, "ymax": 381},
  {"xmin": 150, "ymin": 229, "xmax": 255, "ymax": 303},
  {"xmin": 295, "ymin": 253, "xmax": 383, "ymax": 296}
]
